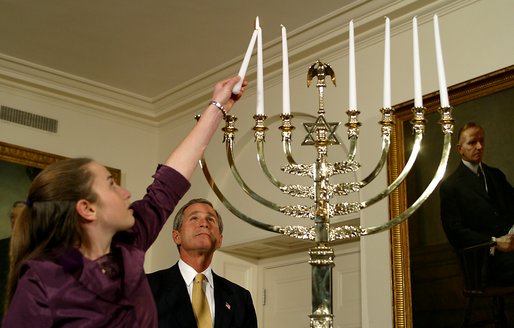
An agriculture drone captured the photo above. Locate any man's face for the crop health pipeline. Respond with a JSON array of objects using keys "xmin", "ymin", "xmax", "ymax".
[
  {"xmin": 173, "ymin": 203, "xmax": 223, "ymax": 256},
  {"xmin": 457, "ymin": 126, "xmax": 485, "ymax": 164}
]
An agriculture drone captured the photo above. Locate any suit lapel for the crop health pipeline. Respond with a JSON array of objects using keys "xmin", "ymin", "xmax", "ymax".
[
  {"xmin": 213, "ymin": 272, "xmax": 234, "ymax": 328},
  {"xmin": 164, "ymin": 264, "xmax": 198, "ymax": 328},
  {"xmin": 482, "ymin": 164, "xmax": 497, "ymax": 194},
  {"xmin": 457, "ymin": 162, "xmax": 489, "ymax": 199}
]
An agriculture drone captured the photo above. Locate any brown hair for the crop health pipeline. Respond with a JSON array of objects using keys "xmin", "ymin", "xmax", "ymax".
[
  {"xmin": 5, "ymin": 158, "xmax": 97, "ymax": 311},
  {"xmin": 457, "ymin": 122, "xmax": 484, "ymax": 144}
]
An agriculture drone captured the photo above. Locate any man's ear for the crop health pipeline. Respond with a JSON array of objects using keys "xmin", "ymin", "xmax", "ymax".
[
  {"xmin": 76, "ymin": 199, "xmax": 96, "ymax": 223},
  {"xmin": 172, "ymin": 229, "xmax": 181, "ymax": 245},
  {"xmin": 216, "ymin": 234, "xmax": 223, "ymax": 250}
]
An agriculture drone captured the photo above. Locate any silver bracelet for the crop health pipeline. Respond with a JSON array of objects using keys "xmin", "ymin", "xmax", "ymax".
[{"xmin": 209, "ymin": 100, "xmax": 227, "ymax": 119}]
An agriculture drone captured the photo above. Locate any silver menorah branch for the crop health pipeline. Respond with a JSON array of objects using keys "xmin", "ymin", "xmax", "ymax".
[{"xmin": 199, "ymin": 60, "xmax": 454, "ymax": 327}]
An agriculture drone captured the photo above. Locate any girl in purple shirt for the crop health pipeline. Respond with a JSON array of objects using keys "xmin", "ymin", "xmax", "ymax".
[{"xmin": 2, "ymin": 76, "xmax": 246, "ymax": 327}]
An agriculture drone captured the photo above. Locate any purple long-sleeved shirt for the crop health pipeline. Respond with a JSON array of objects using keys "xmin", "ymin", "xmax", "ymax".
[{"xmin": 3, "ymin": 165, "xmax": 190, "ymax": 328}]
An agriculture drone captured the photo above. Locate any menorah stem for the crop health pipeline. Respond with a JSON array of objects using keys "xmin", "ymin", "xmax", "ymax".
[
  {"xmin": 279, "ymin": 113, "xmax": 296, "ymax": 164},
  {"xmin": 345, "ymin": 109, "xmax": 361, "ymax": 163},
  {"xmin": 345, "ymin": 109, "xmax": 361, "ymax": 140},
  {"xmin": 358, "ymin": 107, "xmax": 394, "ymax": 186},
  {"xmin": 318, "ymin": 86, "xmax": 326, "ymax": 115},
  {"xmin": 309, "ymin": 129, "xmax": 335, "ymax": 327},
  {"xmin": 347, "ymin": 135, "xmax": 358, "ymax": 162},
  {"xmin": 309, "ymin": 242, "xmax": 334, "ymax": 328}
]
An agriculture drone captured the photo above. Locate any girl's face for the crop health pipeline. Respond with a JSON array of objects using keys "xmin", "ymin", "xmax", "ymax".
[{"xmin": 88, "ymin": 161, "xmax": 134, "ymax": 233}]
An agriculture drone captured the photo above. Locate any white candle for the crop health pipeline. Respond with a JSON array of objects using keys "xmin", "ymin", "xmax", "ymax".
[
  {"xmin": 281, "ymin": 25, "xmax": 291, "ymax": 115},
  {"xmin": 349, "ymin": 20, "xmax": 357, "ymax": 111},
  {"xmin": 383, "ymin": 17, "xmax": 390, "ymax": 109},
  {"xmin": 256, "ymin": 20, "xmax": 264, "ymax": 115},
  {"xmin": 413, "ymin": 16, "xmax": 423, "ymax": 108},
  {"xmin": 232, "ymin": 30, "xmax": 257, "ymax": 94},
  {"xmin": 232, "ymin": 19, "xmax": 259, "ymax": 94},
  {"xmin": 433, "ymin": 15, "xmax": 449, "ymax": 107}
]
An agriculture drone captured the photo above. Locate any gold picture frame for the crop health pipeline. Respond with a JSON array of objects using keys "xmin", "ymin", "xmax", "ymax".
[{"xmin": 0, "ymin": 141, "xmax": 121, "ymax": 183}]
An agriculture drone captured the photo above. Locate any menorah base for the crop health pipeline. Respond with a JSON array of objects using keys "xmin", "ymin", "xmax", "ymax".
[{"xmin": 309, "ymin": 313, "xmax": 334, "ymax": 328}]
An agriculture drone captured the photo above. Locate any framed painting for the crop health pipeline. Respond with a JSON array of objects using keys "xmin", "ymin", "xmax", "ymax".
[{"xmin": 389, "ymin": 65, "xmax": 514, "ymax": 327}]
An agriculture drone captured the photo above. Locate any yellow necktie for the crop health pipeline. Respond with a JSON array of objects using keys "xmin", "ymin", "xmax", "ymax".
[{"xmin": 192, "ymin": 273, "xmax": 212, "ymax": 328}]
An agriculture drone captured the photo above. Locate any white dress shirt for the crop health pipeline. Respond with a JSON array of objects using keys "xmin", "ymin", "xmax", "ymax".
[{"xmin": 178, "ymin": 259, "xmax": 215, "ymax": 324}]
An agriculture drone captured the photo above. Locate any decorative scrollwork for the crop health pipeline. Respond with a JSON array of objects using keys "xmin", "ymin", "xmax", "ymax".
[
  {"xmin": 282, "ymin": 163, "xmax": 313, "ymax": 177},
  {"xmin": 281, "ymin": 225, "xmax": 316, "ymax": 240},
  {"xmin": 329, "ymin": 182, "xmax": 361, "ymax": 196},
  {"xmin": 329, "ymin": 225, "xmax": 365, "ymax": 241},
  {"xmin": 280, "ymin": 184, "xmax": 314, "ymax": 198},
  {"xmin": 332, "ymin": 160, "xmax": 360, "ymax": 174},
  {"xmin": 330, "ymin": 202, "xmax": 363, "ymax": 216},
  {"xmin": 279, "ymin": 205, "xmax": 314, "ymax": 219}
]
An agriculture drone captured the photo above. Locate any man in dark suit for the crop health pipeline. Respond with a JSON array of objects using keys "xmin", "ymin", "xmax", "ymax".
[
  {"xmin": 147, "ymin": 198, "xmax": 257, "ymax": 328},
  {"xmin": 440, "ymin": 122, "xmax": 514, "ymax": 285}
]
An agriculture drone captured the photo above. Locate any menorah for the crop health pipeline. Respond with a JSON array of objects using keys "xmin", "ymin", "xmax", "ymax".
[{"xmin": 200, "ymin": 16, "xmax": 455, "ymax": 328}]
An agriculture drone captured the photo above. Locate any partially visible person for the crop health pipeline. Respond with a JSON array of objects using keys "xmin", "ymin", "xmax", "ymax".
[
  {"xmin": 0, "ymin": 201, "xmax": 26, "ymax": 325},
  {"xmin": 2, "ymin": 76, "xmax": 247, "ymax": 327},
  {"xmin": 440, "ymin": 122, "xmax": 514, "ymax": 285},
  {"xmin": 147, "ymin": 198, "xmax": 257, "ymax": 328}
]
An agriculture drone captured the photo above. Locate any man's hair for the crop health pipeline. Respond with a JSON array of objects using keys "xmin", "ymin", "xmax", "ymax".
[
  {"xmin": 173, "ymin": 198, "xmax": 223, "ymax": 233},
  {"xmin": 457, "ymin": 122, "xmax": 484, "ymax": 143}
]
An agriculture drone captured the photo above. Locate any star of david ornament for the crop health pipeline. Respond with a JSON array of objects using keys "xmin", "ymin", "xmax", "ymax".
[{"xmin": 302, "ymin": 115, "xmax": 341, "ymax": 145}]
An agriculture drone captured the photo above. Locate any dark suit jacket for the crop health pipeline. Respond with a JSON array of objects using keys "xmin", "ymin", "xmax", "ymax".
[
  {"xmin": 440, "ymin": 162, "xmax": 514, "ymax": 249},
  {"xmin": 147, "ymin": 263, "xmax": 257, "ymax": 328}
]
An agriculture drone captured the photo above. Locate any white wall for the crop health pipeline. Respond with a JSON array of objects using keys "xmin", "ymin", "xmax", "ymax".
[
  {"xmin": 0, "ymin": 85, "xmax": 159, "ymax": 198},
  {"xmin": 1, "ymin": 0, "xmax": 513, "ymax": 327}
]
